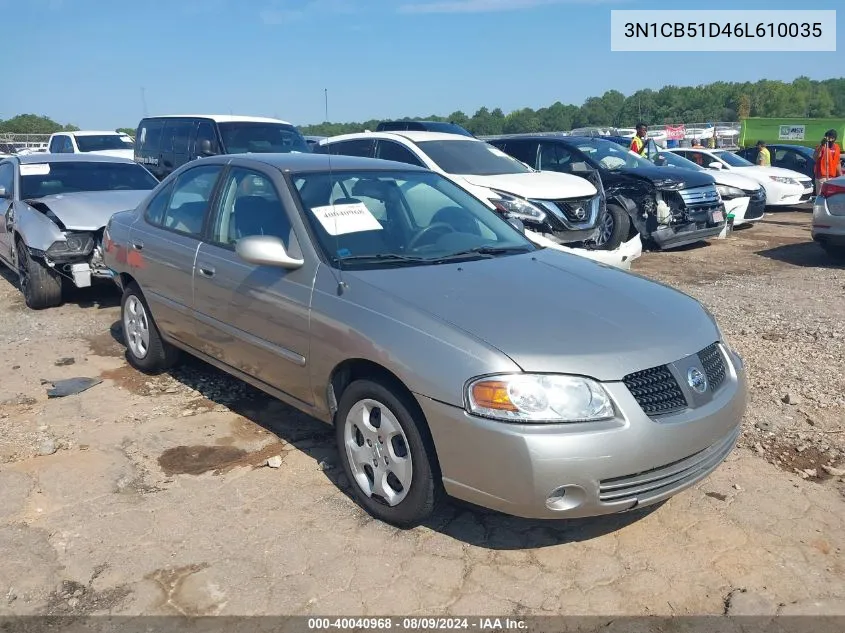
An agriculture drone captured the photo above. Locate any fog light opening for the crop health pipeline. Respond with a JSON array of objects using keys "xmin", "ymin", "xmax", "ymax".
[{"xmin": 545, "ymin": 485, "xmax": 587, "ymax": 512}]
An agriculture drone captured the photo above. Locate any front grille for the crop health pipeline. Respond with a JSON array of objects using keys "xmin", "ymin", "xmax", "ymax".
[
  {"xmin": 622, "ymin": 365, "xmax": 687, "ymax": 416},
  {"xmin": 749, "ymin": 188, "xmax": 766, "ymax": 201},
  {"xmin": 598, "ymin": 426, "xmax": 739, "ymax": 503},
  {"xmin": 549, "ymin": 196, "xmax": 594, "ymax": 223},
  {"xmin": 678, "ymin": 185, "xmax": 720, "ymax": 208},
  {"xmin": 744, "ymin": 198, "xmax": 766, "ymax": 220},
  {"xmin": 697, "ymin": 343, "xmax": 726, "ymax": 392}
]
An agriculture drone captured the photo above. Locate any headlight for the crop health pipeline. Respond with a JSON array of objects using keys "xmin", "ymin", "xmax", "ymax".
[
  {"xmin": 466, "ymin": 374, "xmax": 614, "ymax": 423},
  {"xmin": 46, "ymin": 233, "xmax": 94, "ymax": 256},
  {"xmin": 489, "ymin": 191, "xmax": 547, "ymax": 223},
  {"xmin": 716, "ymin": 184, "xmax": 746, "ymax": 200},
  {"xmin": 769, "ymin": 176, "xmax": 798, "ymax": 185}
]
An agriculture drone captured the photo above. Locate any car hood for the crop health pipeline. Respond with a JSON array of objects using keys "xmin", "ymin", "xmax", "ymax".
[
  {"xmin": 348, "ymin": 248, "xmax": 719, "ymax": 381},
  {"xmin": 615, "ymin": 164, "xmax": 716, "ymax": 188},
  {"xmin": 24, "ymin": 190, "xmax": 149, "ymax": 231},
  {"xmin": 458, "ymin": 171, "xmax": 597, "ymax": 200},
  {"xmin": 84, "ymin": 149, "xmax": 135, "ymax": 159},
  {"xmin": 731, "ymin": 165, "xmax": 810, "ymax": 181}
]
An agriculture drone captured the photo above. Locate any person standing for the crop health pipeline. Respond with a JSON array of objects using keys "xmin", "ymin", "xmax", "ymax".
[
  {"xmin": 630, "ymin": 123, "xmax": 647, "ymax": 156},
  {"xmin": 755, "ymin": 140, "xmax": 771, "ymax": 167},
  {"xmin": 813, "ymin": 129, "xmax": 842, "ymax": 194}
]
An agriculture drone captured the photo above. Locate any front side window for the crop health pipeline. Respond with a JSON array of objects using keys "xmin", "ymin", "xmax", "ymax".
[
  {"xmin": 195, "ymin": 121, "xmax": 219, "ymax": 154},
  {"xmin": 144, "ymin": 182, "xmax": 175, "ymax": 226},
  {"xmin": 497, "ymin": 140, "xmax": 538, "ymax": 167},
  {"xmin": 538, "ymin": 143, "xmax": 576, "ymax": 172},
  {"xmin": 415, "ymin": 140, "xmax": 532, "ymax": 176},
  {"xmin": 162, "ymin": 165, "xmax": 222, "ymax": 236},
  {"xmin": 210, "ymin": 168, "xmax": 293, "ymax": 248},
  {"xmin": 217, "ymin": 122, "xmax": 308, "ymax": 154},
  {"xmin": 49, "ymin": 136, "xmax": 65, "ymax": 153},
  {"xmin": 653, "ymin": 151, "xmax": 703, "ymax": 172},
  {"xmin": 713, "ymin": 151, "xmax": 753, "ymax": 167},
  {"xmin": 168, "ymin": 120, "xmax": 195, "ymax": 154},
  {"xmin": 19, "ymin": 162, "xmax": 159, "ymax": 199},
  {"xmin": 62, "ymin": 137, "xmax": 74, "ymax": 153},
  {"xmin": 292, "ymin": 170, "xmax": 534, "ymax": 268},
  {"xmin": 74, "ymin": 135, "xmax": 134, "ymax": 152}
]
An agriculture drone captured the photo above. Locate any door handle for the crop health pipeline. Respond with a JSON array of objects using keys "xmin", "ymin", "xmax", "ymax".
[
  {"xmin": 198, "ymin": 266, "xmax": 216, "ymax": 278},
  {"xmin": 131, "ymin": 241, "xmax": 144, "ymax": 250}
]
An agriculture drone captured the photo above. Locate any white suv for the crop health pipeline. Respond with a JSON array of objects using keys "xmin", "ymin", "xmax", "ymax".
[{"xmin": 47, "ymin": 131, "xmax": 134, "ymax": 159}]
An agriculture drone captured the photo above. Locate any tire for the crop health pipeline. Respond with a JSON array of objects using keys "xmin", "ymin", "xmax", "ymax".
[
  {"xmin": 120, "ymin": 282, "xmax": 180, "ymax": 373},
  {"xmin": 16, "ymin": 239, "xmax": 62, "ymax": 309},
  {"xmin": 592, "ymin": 204, "xmax": 630, "ymax": 250},
  {"xmin": 335, "ymin": 379, "xmax": 442, "ymax": 528},
  {"xmin": 821, "ymin": 243, "xmax": 845, "ymax": 263}
]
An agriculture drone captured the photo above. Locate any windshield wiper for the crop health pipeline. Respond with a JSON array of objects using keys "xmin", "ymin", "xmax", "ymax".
[
  {"xmin": 432, "ymin": 245, "xmax": 532, "ymax": 262},
  {"xmin": 335, "ymin": 253, "xmax": 430, "ymax": 267}
]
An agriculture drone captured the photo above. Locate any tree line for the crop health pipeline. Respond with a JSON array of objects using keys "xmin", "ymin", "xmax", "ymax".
[{"xmin": 2, "ymin": 77, "xmax": 843, "ymax": 138}]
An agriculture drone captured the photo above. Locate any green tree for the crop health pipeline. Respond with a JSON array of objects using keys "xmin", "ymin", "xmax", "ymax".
[
  {"xmin": 116, "ymin": 127, "xmax": 136, "ymax": 135},
  {"xmin": 0, "ymin": 114, "xmax": 74, "ymax": 134}
]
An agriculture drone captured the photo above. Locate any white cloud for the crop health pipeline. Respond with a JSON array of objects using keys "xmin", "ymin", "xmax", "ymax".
[{"xmin": 398, "ymin": 0, "xmax": 613, "ymax": 14}]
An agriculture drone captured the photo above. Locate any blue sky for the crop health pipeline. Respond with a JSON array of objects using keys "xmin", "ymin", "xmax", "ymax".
[{"xmin": 3, "ymin": 0, "xmax": 841, "ymax": 129}]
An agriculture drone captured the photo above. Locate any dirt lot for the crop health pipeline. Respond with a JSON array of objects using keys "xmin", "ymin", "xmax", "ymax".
[{"xmin": 1, "ymin": 207, "xmax": 844, "ymax": 617}]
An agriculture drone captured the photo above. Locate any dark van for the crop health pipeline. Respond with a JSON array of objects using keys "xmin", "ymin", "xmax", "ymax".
[{"xmin": 134, "ymin": 115, "xmax": 309, "ymax": 180}]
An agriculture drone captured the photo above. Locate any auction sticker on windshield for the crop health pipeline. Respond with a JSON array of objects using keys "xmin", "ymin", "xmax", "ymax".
[
  {"xmin": 20, "ymin": 164, "xmax": 50, "ymax": 176},
  {"xmin": 311, "ymin": 203, "xmax": 383, "ymax": 236}
]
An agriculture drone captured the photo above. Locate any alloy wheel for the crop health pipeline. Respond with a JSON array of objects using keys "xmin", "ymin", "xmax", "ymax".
[{"xmin": 123, "ymin": 295, "xmax": 151, "ymax": 359}]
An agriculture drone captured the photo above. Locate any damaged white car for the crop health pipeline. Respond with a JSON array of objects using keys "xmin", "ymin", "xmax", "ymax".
[{"xmin": 0, "ymin": 154, "xmax": 158, "ymax": 309}]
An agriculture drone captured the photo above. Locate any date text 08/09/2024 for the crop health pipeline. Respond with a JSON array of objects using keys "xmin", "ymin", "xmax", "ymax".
[
  {"xmin": 307, "ymin": 617, "xmax": 527, "ymax": 630},
  {"xmin": 623, "ymin": 22, "xmax": 823, "ymax": 39}
]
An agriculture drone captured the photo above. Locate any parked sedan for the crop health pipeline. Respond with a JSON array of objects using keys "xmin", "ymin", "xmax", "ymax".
[
  {"xmin": 103, "ymin": 153, "xmax": 747, "ymax": 527},
  {"xmin": 812, "ymin": 176, "xmax": 845, "ymax": 262},
  {"xmin": 669, "ymin": 148, "xmax": 813, "ymax": 206},
  {"xmin": 0, "ymin": 154, "xmax": 159, "ymax": 308}
]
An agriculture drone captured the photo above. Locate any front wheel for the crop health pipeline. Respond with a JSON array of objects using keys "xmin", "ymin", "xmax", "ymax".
[
  {"xmin": 121, "ymin": 282, "xmax": 180, "ymax": 373},
  {"xmin": 336, "ymin": 379, "xmax": 441, "ymax": 528},
  {"xmin": 592, "ymin": 204, "xmax": 630, "ymax": 250},
  {"xmin": 16, "ymin": 239, "xmax": 62, "ymax": 309}
]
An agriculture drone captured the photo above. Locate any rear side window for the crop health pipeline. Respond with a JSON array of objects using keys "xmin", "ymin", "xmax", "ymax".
[
  {"xmin": 324, "ymin": 139, "xmax": 374, "ymax": 157},
  {"xmin": 499, "ymin": 140, "xmax": 539, "ymax": 167},
  {"xmin": 137, "ymin": 119, "xmax": 164, "ymax": 154},
  {"xmin": 376, "ymin": 141, "xmax": 424, "ymax": 166},
  {"xmin": 163, "ymin": 165, "xmax": 223, "ymax": 236},
  {"xmin": 49, "ymin": 136, "xmax": 65, "ymax": 153},
  {"xmin": 169, "ymin": 119, "xmax": 195, "ymax": 154},
  {"xmin": 144, "ymin": 182, "xmax": 174, "ymax": 226}
]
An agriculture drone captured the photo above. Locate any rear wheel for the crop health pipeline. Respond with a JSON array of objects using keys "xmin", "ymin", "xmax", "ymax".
[
  {"xmin": 16, "ymin": 239, "xmax": 62, "ymax": 309},
  {"xmin": 121, "ymin": 282, "xmax": 180, "ymax": 373},
  {"xmin": 821, "ymin": 243, "xmax": 845, "ymax": 263},
  {"xmin": 592, "ymin": 204, "xmax": 630, "ymax": 250},
  {"xmin": 336, "ymin": 379, "xmax": 441, "ymax": 528}
]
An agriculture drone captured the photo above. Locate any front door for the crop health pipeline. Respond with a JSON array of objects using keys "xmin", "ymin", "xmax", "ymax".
[
  {"xmin": 193, "ymin": 165, "xmax": 315, "ymax": 405},
  {"xmin": 129, "ymin": 163, "xmax": 224, "ymax": 348}
]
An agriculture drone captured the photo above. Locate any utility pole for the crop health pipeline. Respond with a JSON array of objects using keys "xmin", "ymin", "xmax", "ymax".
[{"xmin": 140, "ymin": 87, "xmax": 148, "ymax": 117}]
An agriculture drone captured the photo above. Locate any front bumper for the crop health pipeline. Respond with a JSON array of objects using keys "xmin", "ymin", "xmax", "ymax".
[
  {"xmin": 419, "ymin": 348, "xmax": 747, "ymax": 520},
  {"xmin": 766, "ymin": 182, "xmax": 814, "ymax": 206},
  {"xmin": 652, "ymin": 222, "xmax": 724, "ymax": 250},
  {"xmin": 524, "ymin": 231, "xmax": 642, "ymax": 270}
]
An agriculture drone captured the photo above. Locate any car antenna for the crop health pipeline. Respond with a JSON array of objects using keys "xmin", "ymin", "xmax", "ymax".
[{"xmin": 325, "ymin": 88, "xmax": 347, "ymax": 295}]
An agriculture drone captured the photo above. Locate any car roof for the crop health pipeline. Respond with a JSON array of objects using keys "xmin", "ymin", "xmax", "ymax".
[
  {"xmin": 211, "ymin": 152, "xmax": 429, "ymax": 173},
  {"xmin": 53, "ymin": 130, "xmax": 128, "ymax": 137},
  {"xmin": 15, "ymin": 153, "xmax": 137, "ymax": 165},
  {"xmin": 141, "ymin": 114, "xmax": 293, "ymax": 125},
  {"xmin": 324, "ymin": 131, "xmax": 478, "ymax": 144}
]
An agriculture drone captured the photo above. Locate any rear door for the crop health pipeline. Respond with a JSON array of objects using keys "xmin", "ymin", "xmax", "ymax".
[
  {"xmin": 136, "ymin": 118, "xmax": 167, "ymax": 179},
  {"xmin": 128, "ymin": 163, "xmax": 224, "ymax": 348},
  {"xmin": 169, "ymin": 118, "xmax": 197, "ymax": 170},
  {"xmin": 193, "ymin": 164, "xmax": 315, "ymax": 404},
  {"xmin": 0, "ymin": 161, "xmax": 15, "ymax": 264}
]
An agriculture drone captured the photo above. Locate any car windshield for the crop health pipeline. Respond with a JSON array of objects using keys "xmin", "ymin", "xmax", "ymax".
[
  {"xmin": 292, "ymin": 169, "xmax": 535, "ymax": 269},
  {"xmin": 74, "ymin": 135, "xmax": 134, "ymax": 152},
  {"xmin": 713, "ymin": 150, "xmax": 754, "ymax": 167},
  {"xmin": 415, "ymin": 140, "xmax": 532, "ymax": 175},
  {"xmin": 218, "ymin": 122, "xmax": 309, "ymax": 154},
  {"xmin": 20, "ymin": 162, "xmax": 158, "ymax": 199},
  {"xmin": 652, "ymin": 151, "xmax": 704, "ymax": 172},
  {"xmin": 786, "ymin": 145, "xmax": 814, "ymax": 157},
  {"xmin": 573, "ymin": 139, "xmax": 654, "ymax": 171}
]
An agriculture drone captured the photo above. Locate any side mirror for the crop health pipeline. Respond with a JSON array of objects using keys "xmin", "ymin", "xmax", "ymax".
[
  {"xmin": 654, "ymin": 155, "xmax": 667, "ymax": 167},
  {"xmin": 198, "ymin": 139, "xmax": 217, "ymax": 157},
  {"xmin": 235, "ymin": 235, "xmax": 304, "ymax": 269},
  {"xmin": 506, "ymin": 216, "xmax": 526, "ymax": 233},
  {"xmin": 708, "ymin": 161, "xmax": 723, "ymax": 170}
]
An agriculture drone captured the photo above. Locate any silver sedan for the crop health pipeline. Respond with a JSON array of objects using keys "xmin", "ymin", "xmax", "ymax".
[{"xmin": 103, "ymin": 153, "xmax": 747, "ymax": 527}]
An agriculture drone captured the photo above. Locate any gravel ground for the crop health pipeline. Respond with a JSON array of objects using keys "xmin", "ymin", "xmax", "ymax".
[{"xmin": 1, "ymin": 207, "xmax": 844, "ymax": 617}]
